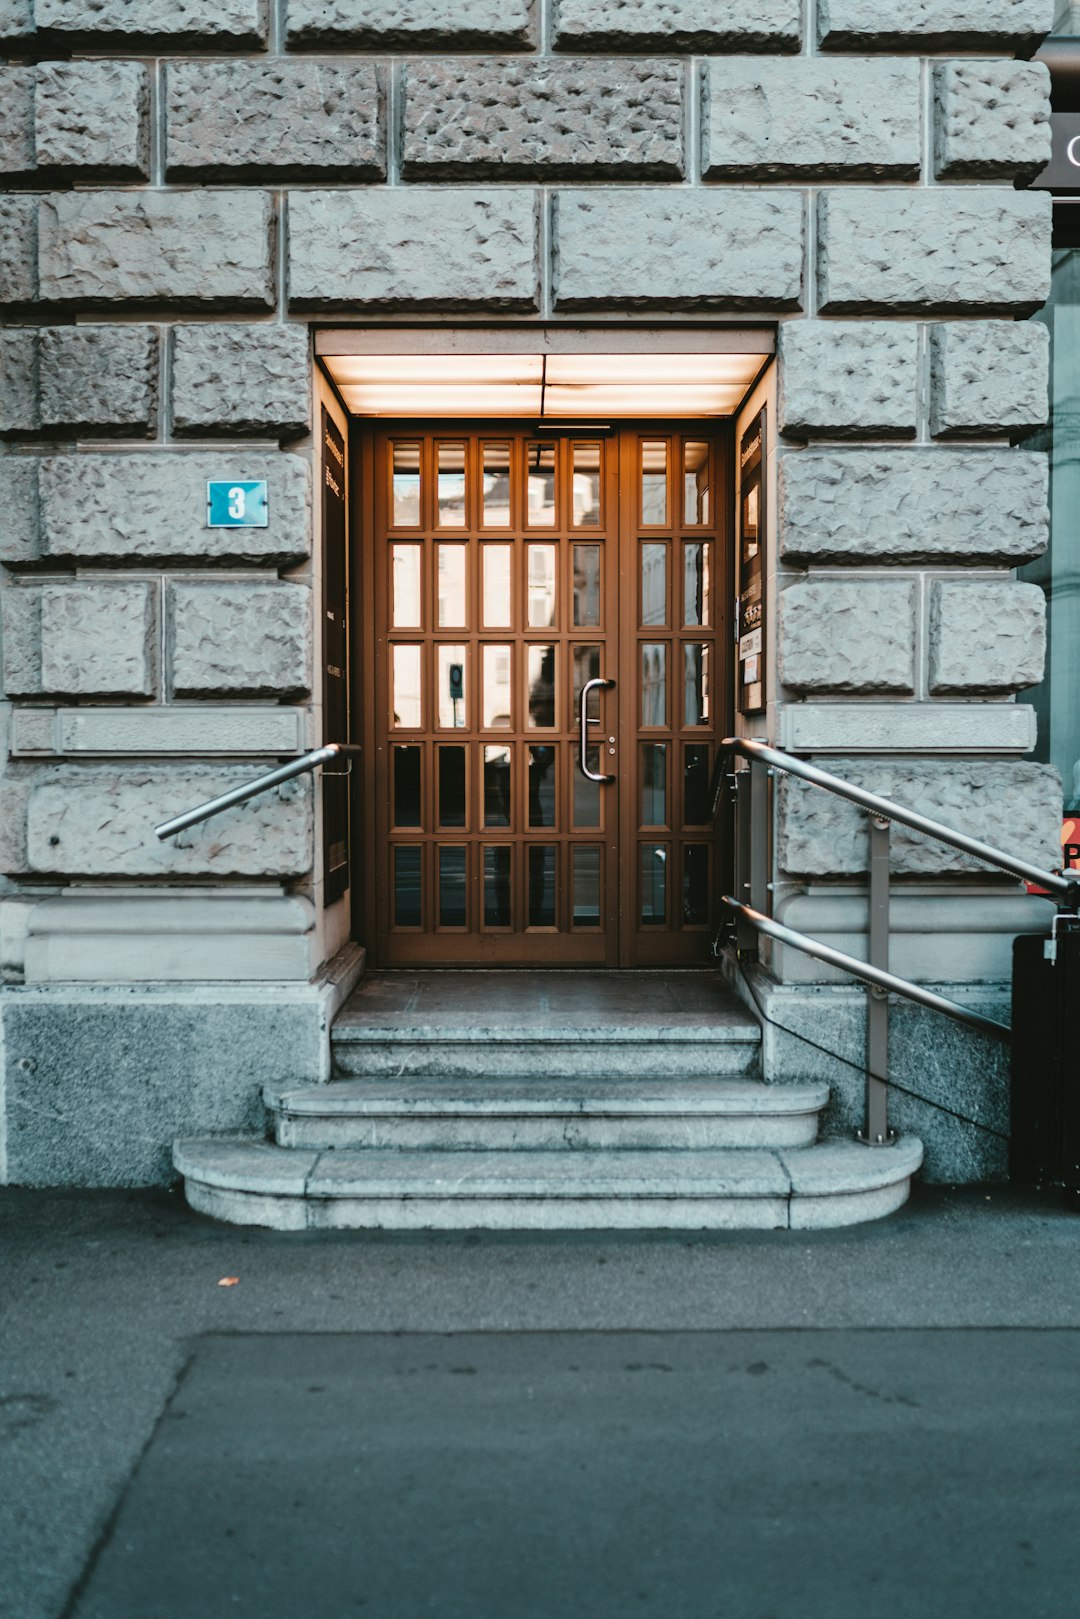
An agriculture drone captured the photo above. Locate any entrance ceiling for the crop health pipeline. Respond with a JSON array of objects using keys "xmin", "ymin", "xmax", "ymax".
[{"xmin": 319, "ymin": 345, "xmax": 770, "ymax": 418}]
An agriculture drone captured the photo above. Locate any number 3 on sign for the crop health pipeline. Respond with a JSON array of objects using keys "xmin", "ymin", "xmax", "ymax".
[{"xmin": 207, "ymin": 480, "xmax": 269, "ymax": 529}]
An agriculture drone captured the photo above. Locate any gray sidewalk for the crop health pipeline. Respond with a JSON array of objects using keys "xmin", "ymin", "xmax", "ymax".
[{"xmin": 3, "ymin": 1184, "xmax": 1080, "ymax": 1618}]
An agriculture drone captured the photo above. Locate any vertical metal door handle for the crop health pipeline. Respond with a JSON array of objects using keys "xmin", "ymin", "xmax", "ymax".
[{"xmin": 579, "ymin": 677, "xmax": 616, "ymax": 784}]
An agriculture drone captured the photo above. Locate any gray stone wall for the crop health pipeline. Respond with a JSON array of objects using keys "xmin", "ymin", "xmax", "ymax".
[{"xmin": 0, "ymin": 0, "xmax": 1059, "ymax": 1183}]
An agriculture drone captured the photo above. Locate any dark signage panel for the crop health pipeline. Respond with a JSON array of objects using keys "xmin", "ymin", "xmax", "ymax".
[
  {"xmin": 1031, "ymin": 111, "xmax": 1080, "ymax": 192},
  {"xmin": 737, "ymin": 410, "xmax": 766, "ymax": 716},
  {"xmin": 322, "ymin": 407, "xmax": 349, "ymax": 906}
]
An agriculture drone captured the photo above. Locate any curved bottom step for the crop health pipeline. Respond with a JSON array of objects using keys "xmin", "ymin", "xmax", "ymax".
[{"xmin": 174, "ymin": 1137, "xmax": 924, "ymax": 1233}]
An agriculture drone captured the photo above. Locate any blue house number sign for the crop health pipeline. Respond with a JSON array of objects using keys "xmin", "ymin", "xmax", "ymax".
[{"xmin": 206, "ymin": 480, "xmax": 269, "ymax": 528}]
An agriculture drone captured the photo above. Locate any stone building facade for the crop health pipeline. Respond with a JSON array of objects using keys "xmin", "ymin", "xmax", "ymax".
[{"xmin": 0, "ymin": 0, "xmax": 1064, "ymax": 1189}]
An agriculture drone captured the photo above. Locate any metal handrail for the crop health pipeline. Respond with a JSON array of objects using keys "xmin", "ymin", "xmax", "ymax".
[
  {"xmin": 724, "ymin": 736, "xmax": 1076, "ymax": 897},
  {"xmin": 723, "ymin": 897, "xmax": 1011, "ymax": 1040},
  {"xmin": 154, "ymin": 743, "xmax": 362, "ymax": 840}
]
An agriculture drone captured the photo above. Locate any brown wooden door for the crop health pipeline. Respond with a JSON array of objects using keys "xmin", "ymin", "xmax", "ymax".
[{"xmin": 360, "ymin": 425, "xmax": 728, "ymax": 967}]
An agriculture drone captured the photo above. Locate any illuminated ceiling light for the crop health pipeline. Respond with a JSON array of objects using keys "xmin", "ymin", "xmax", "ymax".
[
  {"xmin": 330, "ymin": 353, "xmax": 544, "ymax": 386},
  {"xmin": 339, "ymin": 383, "xmax": 544, "ymax": 415},
  {"xmin": 545, "ymin": 353, "xmax": 758, "ymax": 387},
  {"xmin": 322, "ymin": 351, "xmax": 769, "ymax": 417}
]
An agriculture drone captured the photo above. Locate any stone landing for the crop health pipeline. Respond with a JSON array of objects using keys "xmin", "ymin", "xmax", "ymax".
[{"xmin": 174, "ymin": 971, "xmax": 923, "ymax": 1230}]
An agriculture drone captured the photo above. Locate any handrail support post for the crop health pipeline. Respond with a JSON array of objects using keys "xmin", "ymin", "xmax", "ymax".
[
  {"xmin": 861, "ymin": 813, "xmax": 894, "ymax": 1147},
  {"xmin": 734, "ymin": 768, "xmax": 757, "ymax": 954}
]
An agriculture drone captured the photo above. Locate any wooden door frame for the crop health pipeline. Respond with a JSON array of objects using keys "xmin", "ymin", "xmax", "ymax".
[{"xmin": 348, "ymin": 418, "xmax": 735, "ymax": 970}]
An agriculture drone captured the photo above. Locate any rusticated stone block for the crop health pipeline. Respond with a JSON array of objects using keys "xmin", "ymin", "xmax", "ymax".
[
  {"xmin": 288, "ymin": 190, "xmax": 538, "ymax": 312},
  {"xmin": 0, "ymin": 0, "xmax": 33, "ymax": 37},
  {"xmin": 23, "ymin": 767, "xmax": 312, "ymax": 878},
  {"xmin": 166, "ymin": 60, "xmax": 384, "ymax": 181},
  {"xmin": 35, "ymin": 60, "xmax": 149, "ymax": 177},
  {"xmin": 0, "ymin": 195, "xmax": 38, "ymax": 303},
  {"xmin": 779, "ymin": 580, "xmax": 916, "ymax": 694},
  {"xmin": 779, "ymin": 450, "xmax": 1048, "ymax": 565},
  {"xmin": 172, "ymin": 324, "xmax": 310, "ymax": 439},
  {"xmin": 37, "ymin": 191, "xmax": 275, "ymax": 310},
  {"xmin": 934, "ymin": 61, "xmax": 1050, "ymax": 182},
  {"xmin": 33, "ymin": 0, "xmax": 266, "ymax": 44},
  {"xmin": 0, "ymin": 329, "xmax": 38, "ymax": 432},
  {"xmin": 169, "ymin": 583, "xmax": 311, "ymax": 698},
  {"xmin": 778, "ymin": 759, "xmax": 1060, "ymax": 879},
  {"xmin": 554, "ymin": 189, "xmax": 803, "ymax": 311},
  {"xmin": 929, "ymin": 581, "xmax": 1045, "ymax": 695},
  {"xmin": 818, "ymin": 189, "xmax": 1051, "ymax": 315},
  {"xmin": 931, "ymin": 322, "xmax": 1049, "ymax": 438},
  {"xmin": 39, "ymin": 326, "xmax": 157, "ymax": 434},
  {"xmin": 0, "ymin": 453, "xmax": 310, "ymax": 567},
  {"xmin": 818, "ymin": 0, "xmax": 1054, "ymax": 49},
  {"xmin": 2, "ymin": 581, "xmax": 155, "ymax": 697},
  {"xmin": 0, "ymin": 458, "xmax": 39, "ymax": 562},
  {"xmin": 286, "ymin": 0, "xmax": 532, "ymax": 47},
  {"xmin": 403, "ymin": 59, "xmax": 683, "ymax": 180},
  {"xmin": 703, "ymin": 58, "xmax": 920, "ymax": 180},
  {"xmin": 1, "ymin": 585, "xmax": 41, "ymax": 695},
  {"xmin": 43, "ymin": 582, "xmax": 156, "ymax": 697},
  {"xmin": 778, "ymin": 321, "xmax": 918, "ymax": 438},
  {"xmin": 0, "ymin": 66, "xmax": 35, "ymax": 176},
  {"xmin": 555, "ymin": 0, "xmax": 799, "ymax": 49}
]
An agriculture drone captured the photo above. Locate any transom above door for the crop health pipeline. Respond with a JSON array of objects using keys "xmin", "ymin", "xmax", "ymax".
[{"xmin": 364, "ymin": 426, "xmax": 729, "ymax": 967}]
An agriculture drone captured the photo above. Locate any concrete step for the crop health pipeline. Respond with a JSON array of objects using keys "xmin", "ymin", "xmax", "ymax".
[
  {"xmin": 330, "ymin": 1021, "xmax": 762, "ymax": 1081},
  {"xmin": 173, "ymin": 1136, "xmax": 924, "ymax": 1233},
  {"xmin": 266, "ymin": 1079, "xmax": 829, "ymax": 1152}
]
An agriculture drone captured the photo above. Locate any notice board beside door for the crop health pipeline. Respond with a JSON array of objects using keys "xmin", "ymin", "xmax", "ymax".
[
  {"xmin": 322, "ymin": 407, "xmax": 349, "ymax": 905},
  {"xmin": 737, "ymin": 410, "xmax": 766, "ymax": 716}
]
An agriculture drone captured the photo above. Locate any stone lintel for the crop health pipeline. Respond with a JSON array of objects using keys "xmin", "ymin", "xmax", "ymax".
[
  {"xmin": 9, "ymin": 706, "xmax": 307, "ymax": 757},
  {"xmin": 777, "ymin": 702, "xmax": 1038, "ymax": 754}
]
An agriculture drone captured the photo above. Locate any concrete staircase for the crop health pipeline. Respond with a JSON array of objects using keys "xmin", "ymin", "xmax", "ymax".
[{"xmin": 174, "ymin": 972, "xmax": 923, "ymax": 1231}]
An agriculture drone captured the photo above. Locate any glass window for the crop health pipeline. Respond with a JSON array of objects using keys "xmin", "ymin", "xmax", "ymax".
[
  {"xmin": 683, "ymin": 845, "xmax": 709, "ymax": 925},
  {"xmin": 484, "ymin": 846, "xmax": 512, "ymax": 927},
  {"xmin": 393, "ymin": 745, "xmax": 422, "ymax": 828},
  {"xmin": 641, "ymin": 543, "xmax": 667, "ymax": 627},
  {"xmin": 392, "ymin": 442, "xmax": 421, "ymax": 526},
  {"xmin": 528, "ymin": 744, "xmax": 557, "ymax": 828},
  {"xmin": 437, "ymin": 745, "xmax": 467, "ymax": 828},
  {"xmin": 527, "ymin": 543, "xmax": 557, "ymax": 628},
  {"xmin": 392, "ymin": 645, "xmax": 422, "ymax": 729},
  {"xmin": 528, "ymin": 845, "xmax": 556, "ymax": 927},
  {"xmin": 640, "ymin": 844, "xmax": 668, "ymax": 925},
  {"xmin": 683, "ymin": 744, "xmax": 710, "ymax": 826},
  {"xmin": 527, "ymin": 442, "xmax": 556, "ymax": 527},
  {"xmin": 573, "ymin": 846, "xmax": 601, "ymax": 926},
  {"xmin": 436, "ymin": 442, "xmax": 466, "ymax": 527},
  {"xmin": 683, "ymin": 441, "xmax": 710, "ymax": 526},
  {"xmin": 683, "ymin": 643, "xmax": 709, "ymax": 727},
  {"xmin": 483, "ymin": 744, "xmax": 512, "ymax": 826},
  {"xmin": 641, "ymin": 441, "xmax": 668, "ymax": 525},
  {"xmin": 436, "ymin": 545, "xmax": 467, "ymax": 628},
  {"xmin": 482, "ymin": 544, "xmax": 513, "ymax": 628},
  {"xmin": 437, "ymin": 644, "xmax": 467, "ymax": 729},
  {"xmin": 483, "ymin": 645, "xmax": 513, "ymax": 729},
  {"xmin": 573, "ymin": 544, "xmax": 601, "ymax": 627},
  {"xmin": 391, "ymin": 544, "xmax": 422, "ymax": 629},
  {"xmin": 482, "ymin": 443, "xmax": 512, "ymax": 527},
  {"xmin": 572, "ymin": 443, "xmax": 602, "ymax": 526},
  {"xmin": 683, "ymin": 542, "xmax": 710, "ymax": 627},
  {"xmin": 438, "ymin": 847, "xmax": 467, "ymax": 927},
  {"xmin": 527, "ymin": 645, "xmax": 556, "ymax": 728},
  {"xmin": 394, "ymin": 846, "xmax": 422, "ymax": 927},
  {"xmin": 641, "ymin": 742, "xmax": 667, "ymax": 827},
  {"xmin": 641, "ymin": 643, "xmax": 667, "ymax": 727}
]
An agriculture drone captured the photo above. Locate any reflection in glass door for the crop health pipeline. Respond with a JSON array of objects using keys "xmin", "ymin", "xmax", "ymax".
[{"xmin": 363, "ymin": 426, "xmax": 728, "ymax": 966}]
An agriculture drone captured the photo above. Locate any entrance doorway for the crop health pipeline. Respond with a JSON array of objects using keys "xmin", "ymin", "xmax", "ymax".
[{"xmin": 358, "ymin": 424, "xmax": 731, "ymax": 967}]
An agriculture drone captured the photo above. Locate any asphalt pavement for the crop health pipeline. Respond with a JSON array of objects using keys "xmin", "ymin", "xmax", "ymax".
[{"xmin": 3, "ymin": 1183, "xmax": 1079, "ymax": 1619}]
